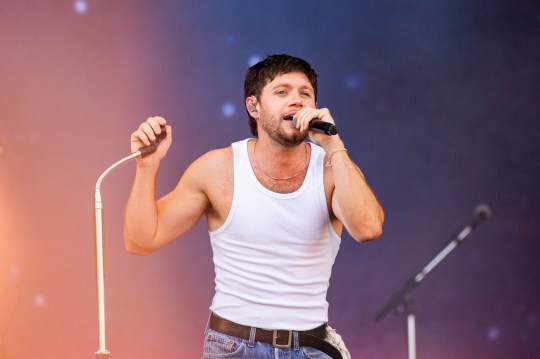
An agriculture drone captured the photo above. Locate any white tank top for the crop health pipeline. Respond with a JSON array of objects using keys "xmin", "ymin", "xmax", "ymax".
[{"xmin": 209, "ymin": 139, "xmax": 341, "ymax": 330}]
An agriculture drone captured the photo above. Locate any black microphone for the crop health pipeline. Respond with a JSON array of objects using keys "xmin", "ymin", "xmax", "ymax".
[
  {"xmin": 290, "ymin": 117, "xmax": 339, "ymax": 135},
  {"xmin": 139, "ymin": 126, "xmax": 167, "ymax": 158},
  {"xmin": 472, "ymin": 204, "xmax": 492, "ymax": 227},
  {"xmin": 456, "ymin": 203, "xmax": 492, "ymax": 243},
  {"xmin": 309, "ymin": 120, "xmax": 339, "ymax": 135}
]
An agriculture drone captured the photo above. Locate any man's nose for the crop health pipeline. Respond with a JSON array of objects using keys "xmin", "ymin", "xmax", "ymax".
[{"xmin": 289, "ymin": 91, "xmax": 304, "ymax": 106}]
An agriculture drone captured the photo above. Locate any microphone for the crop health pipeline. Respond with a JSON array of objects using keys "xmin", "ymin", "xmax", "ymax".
[
  {"xmin": 309, "ymin": 120, "xmax": 339, "ymax": 135},
  {"xmin": 138, "ymin": 126, "xmax": 167, "ymax": 158},
  {"xmin": 471, "ymin": 203, "xmax": 492, "ymax": 228},
  {"xmin": 290, "ymin": 117, "xmax": 339, "ymax": 136},
  {"xmin": 474, "ymin": 204, "xmax": 492, "ymax": 221},
  {"xmin": 456, "ymin": 203, "xmax": 492, "ymax": 242}
]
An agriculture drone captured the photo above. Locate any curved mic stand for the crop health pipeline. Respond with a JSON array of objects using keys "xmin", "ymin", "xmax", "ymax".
[
  {"xmin": 93, "ymin": 127, "xmax": 166, "ymax": 358},
  {"xmin": 373, "ymin": 204, "xmax": 492, "ymax": 359},
  {"xmin": 94, "ymin": 151, "xmax": 141, "ymax": 359}
]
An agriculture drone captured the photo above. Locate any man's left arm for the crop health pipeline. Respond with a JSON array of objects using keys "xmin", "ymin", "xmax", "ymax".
[
  {"xmin": 323, "ymin": 137, "xmax": 384, "ymax": 242},
  {"xmin": 294, "ymin": 107, "xmax": 384, "ymax": 242}
]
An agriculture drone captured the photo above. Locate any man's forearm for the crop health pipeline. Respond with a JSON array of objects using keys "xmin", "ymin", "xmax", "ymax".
[
  {"xmin": 329, "ymin": 148, "xmax": 384, "ymax": 242},
  {"xmin": 123, "ymin": 164, "xmax": 160, "ymax": 254}
]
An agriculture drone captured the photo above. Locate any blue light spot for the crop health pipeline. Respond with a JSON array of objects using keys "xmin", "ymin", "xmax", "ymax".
[
  {"xmin": 224, "ymin": 34, "xmax": 237, "ymax": 46},
  {"xmin": 527, "ymin": 313, "xmax": 537, "ymax": 327},
  {"xmin": 486, "ymin": 326, "xmax": 501, "ymax": 341},
  {"xmin": 74, "ymin": 0, "xmax": 88, "ymax": 14},
  {"xmin": 222, "ymin": 102, "xmax": 236, "ymax": 118},
  {"xmin": 248, "ymin": 55, "xmax": 262, "ymax": 67},
  {"xmin": 344, "ymin": 75, "xmax": 361, "ymax": 90}
]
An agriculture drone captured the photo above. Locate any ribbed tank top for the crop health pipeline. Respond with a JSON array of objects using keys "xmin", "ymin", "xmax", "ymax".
[{"xmin": 209, "ymin": 139, "xmax": 341, "ymax": 330}]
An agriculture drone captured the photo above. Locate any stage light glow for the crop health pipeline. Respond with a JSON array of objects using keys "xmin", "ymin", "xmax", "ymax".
[
  {"xmin": 10, "ymin": 265, "xmax": 20, "ymax": 279},
  {"xmin": 33, "ymin": 294, "xmax": 46, "ymax": 308},
  {"xmin": 486, "ymin": 326, "xmax": 501, "ymax": 341},
  {"xmin": 247, "ymin": 55, "xmax": 262, "ymax": 67},
  {"xmin": 527, "ymin": 313, "xmax": 538, "ymax": 327},
  {"xmin": 221, "ymin": 102, "xmax": 236, "ymax": 118},
  {"xmin": 344, "ymin": 75, "xmax": 361, "ymax": 90},
  {"xmin": 74, "ymin": 0, "xmax": 88, "ymax": 15},
  {"xmin": 224, "ymin": 34, "xmax": 237, "ymax": 45}
]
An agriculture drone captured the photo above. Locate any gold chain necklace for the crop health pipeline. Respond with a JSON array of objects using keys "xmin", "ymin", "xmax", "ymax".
[{"xmin": 253, "ymin": 141, "xmax": 308, "ymax": 181}]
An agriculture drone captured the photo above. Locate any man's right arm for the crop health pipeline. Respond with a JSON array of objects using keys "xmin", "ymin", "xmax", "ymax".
[{"xmin": 123, "ymin": 116, "xmax": 209, "ymax": 255}]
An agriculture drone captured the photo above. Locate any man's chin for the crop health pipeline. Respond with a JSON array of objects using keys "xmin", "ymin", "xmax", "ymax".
[{"xmin": 279, "ymin": 132, "xmax": 308, "ymax": 147}]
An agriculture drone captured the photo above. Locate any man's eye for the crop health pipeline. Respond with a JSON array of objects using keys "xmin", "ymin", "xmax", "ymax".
[{"xmin": 276, "ymin": 90, "xmax": 287, "ymax": 95}]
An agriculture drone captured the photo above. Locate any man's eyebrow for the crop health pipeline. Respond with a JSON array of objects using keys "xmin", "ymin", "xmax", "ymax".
[
  {"xmin": 299, "ymin": 85, "xmax": 314, "ymax": 92},
  {"xmin": 270, "ymin": 82, "xmax": 293, "ymax": 89},
  {"xmin": 270, "ymin": 83, "xmax": 314, "ymax": 92}
]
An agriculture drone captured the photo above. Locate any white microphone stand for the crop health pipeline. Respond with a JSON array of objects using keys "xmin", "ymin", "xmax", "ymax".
[
  {"xmin": 93, "ymin": 126, "xmax": 165, "ymax": 359},
  {"xmin": 93, "ymin": 150, "xmax": 143, "ymax": 359},
  {"xmin": 374, "ymin": 204, "xmax": 492, "ymax": 359}
]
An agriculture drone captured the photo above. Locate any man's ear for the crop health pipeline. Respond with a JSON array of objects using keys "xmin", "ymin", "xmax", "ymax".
[{"xmin": 247, "ymin": 96, "xmax": 258, "ymax": 114}]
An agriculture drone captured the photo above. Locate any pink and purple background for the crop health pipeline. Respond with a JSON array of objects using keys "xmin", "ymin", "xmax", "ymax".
[{"xmin": 1, "ymin": 1, "xmax": 539, "ymax": 358}]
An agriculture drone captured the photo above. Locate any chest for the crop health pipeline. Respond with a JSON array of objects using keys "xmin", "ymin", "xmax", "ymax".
[{"xmin": 252, "ymin": 168, "xmax": 307, "ymax": 194}]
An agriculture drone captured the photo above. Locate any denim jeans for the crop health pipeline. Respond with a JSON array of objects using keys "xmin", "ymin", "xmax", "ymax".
[{"xmin": 201, "ymin": 328, "xmax": 331, "ymax": 358}]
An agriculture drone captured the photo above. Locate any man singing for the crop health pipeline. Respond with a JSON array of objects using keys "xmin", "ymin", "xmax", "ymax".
[{"xmin": 124, "ymin": 54, "xmax": 384, "ymax": 358}]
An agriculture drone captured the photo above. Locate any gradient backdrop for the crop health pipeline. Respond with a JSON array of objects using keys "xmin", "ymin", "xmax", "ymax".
[{"xmin": 0, "ymin": 1, "xmax": 539, "ymax": 358}]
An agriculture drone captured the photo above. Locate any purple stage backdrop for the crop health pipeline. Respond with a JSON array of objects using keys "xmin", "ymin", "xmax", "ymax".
[{"xmin": 0, "ymin": 1, "xmax": 539, "ymax": 358}]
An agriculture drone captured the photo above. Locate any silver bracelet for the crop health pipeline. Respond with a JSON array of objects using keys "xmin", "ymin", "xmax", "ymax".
[{"xmin": 325, "ymin": 149, "xmax": 348, "ymax": 167}]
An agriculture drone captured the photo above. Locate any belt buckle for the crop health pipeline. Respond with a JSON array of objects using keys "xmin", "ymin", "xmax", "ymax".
[{"xmin": 272, "ymin": 329, "xmax": 292, "ymax": 348}]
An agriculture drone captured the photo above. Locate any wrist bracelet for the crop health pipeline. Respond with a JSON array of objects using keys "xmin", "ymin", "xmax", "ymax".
[{"xmin": 325, "ymin": 149, "xmax": 348, "ymax": 167}]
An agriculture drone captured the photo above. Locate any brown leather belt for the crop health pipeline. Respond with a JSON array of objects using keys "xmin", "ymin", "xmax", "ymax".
[{"xmin": 208, "ymin": 313, "xmax": 343, "ymax": 359}]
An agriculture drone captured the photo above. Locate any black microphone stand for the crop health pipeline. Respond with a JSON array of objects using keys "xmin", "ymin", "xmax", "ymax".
[{"xmin": 374, "ymin": 205, "xmax": 492, "ymax": 359}]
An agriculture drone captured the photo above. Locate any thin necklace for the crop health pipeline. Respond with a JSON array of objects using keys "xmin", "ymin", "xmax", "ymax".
[{"xmin": 253, "ymin": 141, "xmax": 308, "ymax": 181}]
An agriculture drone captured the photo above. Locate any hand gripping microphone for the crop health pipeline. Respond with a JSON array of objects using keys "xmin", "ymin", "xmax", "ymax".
[
  {"xmin": 289, "ymin": 117, "xmax": 339, "ymax": 136},
  {"xmin": 309, "ymin": 120, "xmax": 339, "ymax": 135}
]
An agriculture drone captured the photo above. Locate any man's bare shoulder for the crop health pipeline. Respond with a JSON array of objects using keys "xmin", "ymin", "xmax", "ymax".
[
  {"xmin": 196, "ymin": 146, "xmax": 233, "ymax": 168},
  {"xmin": 185, "ymin": 146, "xmax": 233, "ymax": 186}
]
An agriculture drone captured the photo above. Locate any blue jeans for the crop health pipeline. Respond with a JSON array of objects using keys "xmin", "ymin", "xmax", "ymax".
[{"xmin": 201, "ymin": 328, "xmax": 331, "ymax": 358}]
